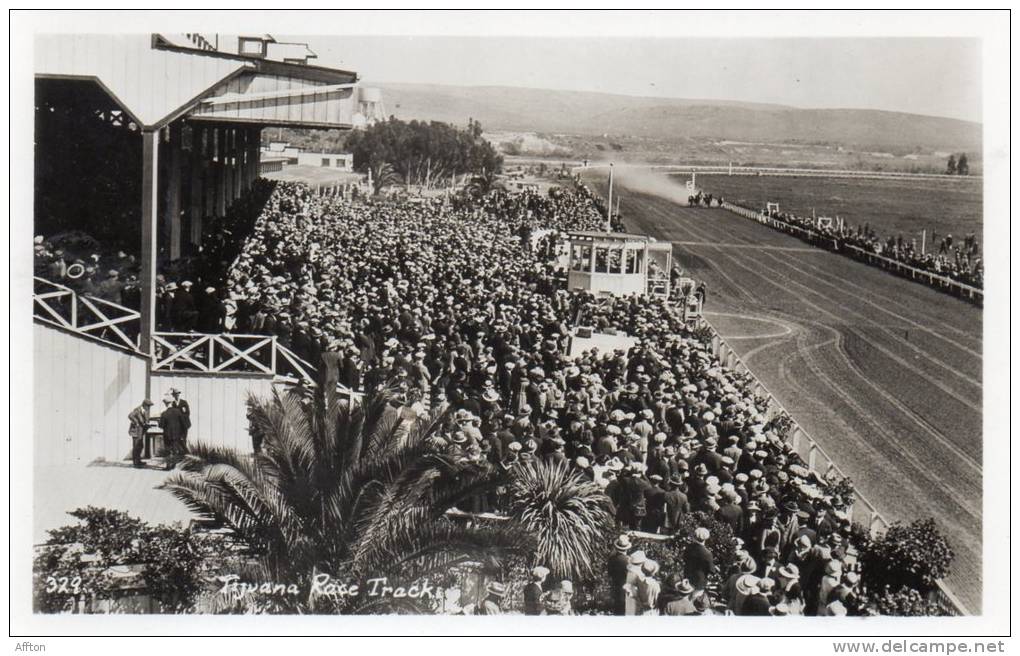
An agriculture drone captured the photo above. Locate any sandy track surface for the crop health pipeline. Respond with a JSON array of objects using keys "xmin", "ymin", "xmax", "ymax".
[{"xmin": 600, "ymin": 181, "xmax": 983, "ymax": 612}]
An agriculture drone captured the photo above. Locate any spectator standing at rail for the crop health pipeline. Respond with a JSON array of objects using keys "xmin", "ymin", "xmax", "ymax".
[{"xmin": 172, "ymin": 280, "xmax": 198, "ymax": 332}]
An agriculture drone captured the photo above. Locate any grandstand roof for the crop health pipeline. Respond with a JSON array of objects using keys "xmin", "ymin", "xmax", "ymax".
[{"xmin": 35, "ymin": 34, "xmax": 358, "ymax": 130}]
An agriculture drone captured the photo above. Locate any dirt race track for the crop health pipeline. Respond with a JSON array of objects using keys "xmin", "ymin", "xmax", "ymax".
[{"xmin": 599, "ymin": 179, "xmax": 983, "ymax": 612}]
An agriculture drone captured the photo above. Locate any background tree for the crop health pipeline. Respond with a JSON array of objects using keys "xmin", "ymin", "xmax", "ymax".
[
  {"xmin": 346, "ymin": 118, "xmax": 502, "ymax": 192},
  {"xmin": 956, "ymin": 153, "xmax": 969, "ymax": 175}
]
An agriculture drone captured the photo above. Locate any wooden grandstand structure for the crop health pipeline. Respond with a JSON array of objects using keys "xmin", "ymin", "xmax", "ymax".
[{"xmin": 35, "ymin": 34, "xmax": 363, "ymax": 400}]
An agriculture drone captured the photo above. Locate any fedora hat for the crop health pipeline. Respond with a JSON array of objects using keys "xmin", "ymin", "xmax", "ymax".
[
  {"xmin": 614, "ymin": 534, "xmax": 632, "ymax": 552},
  {"xmin": 735, "ymin": 574, "xmax": 760, "ymax": 596},
  {"xmin": 778, "ymin": 564, "xmax": 800, "ymax": 580},
  {"xmin": 628, "ymin": 550, "xmax": 647, "ymax": 566},
  {"xmin": 486, "ymin": 581, "xmax": 507, "ymax": 597},
  {"xmin": 673, "ymin": 578, "xmax": 694, "ymax": 595}
]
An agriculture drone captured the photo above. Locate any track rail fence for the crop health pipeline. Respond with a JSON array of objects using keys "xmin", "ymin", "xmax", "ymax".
[
  {"xmin": 702, "ymin": 318, "xmax": 968, "ymax": 616},
  {"xmin": 656, "ymin": 164, "xmax": 980, "ymax": 181},
  {"xmin": 718, "ymin": 202, "xmax": 982, "ymax": 303}
]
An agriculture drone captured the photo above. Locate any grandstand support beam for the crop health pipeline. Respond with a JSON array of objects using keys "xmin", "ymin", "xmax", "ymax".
[
  {"xmin": 139, "ymin": 128, "xmax": 160, "ymax": 397},
  {"xmin": 166, "ymin": 123, "xmax": 183, "ymax": 261},
  {"xmin": 248, "ymin": 127, "xmax": 261, "ymax": 188},
  {"xmin": 215, "ymin": 126, "xmax": 227, "ymax": 218},
  {"xmin": 189, "ymin": 124, "xmax": 204, "ymax": 248},
  {"xmin": 234, "ymin": 128, "xmax": 245, "ymax": 200}
]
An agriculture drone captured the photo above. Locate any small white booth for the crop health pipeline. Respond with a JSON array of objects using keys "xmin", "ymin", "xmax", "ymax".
[{"xmin": 566, "ymin": 231, "xmax": 673, "ymax": 299}]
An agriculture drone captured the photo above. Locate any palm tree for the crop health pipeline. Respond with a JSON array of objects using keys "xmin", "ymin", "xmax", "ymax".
[
  {"xmin": 162, "ymin": 383, "xmax": 526, "ymax": 613},
  {"xmin": 506, "ymin": 461, "xmax": 614, "ymax": 580}
]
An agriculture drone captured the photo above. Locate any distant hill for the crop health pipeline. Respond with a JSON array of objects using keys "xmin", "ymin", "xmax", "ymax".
[{"xmin": 376, "ymin": 83, "xmax": 981, "ymax": 152}]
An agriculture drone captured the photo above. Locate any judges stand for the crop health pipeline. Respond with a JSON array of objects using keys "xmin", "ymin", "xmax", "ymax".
[
  {"xmin": 565, "ymin": 231, "xmax": 673, "ymax": 299},
  {"xmin": 564, "ymin": 231, "xmax": 674, "ymax": 358}
]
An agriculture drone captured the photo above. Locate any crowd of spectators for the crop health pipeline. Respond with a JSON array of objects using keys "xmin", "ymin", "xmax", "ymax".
[
  {"xmin": 757, "ymin": 206, "xmax": 983, "ymax": 289},
  {"xmin": 212, "ymin": 180, "xmax": 866, "ymax": 616},
  {"xmin": 32, "ymin": 175, "xmax": 876, "ymax": 616}
]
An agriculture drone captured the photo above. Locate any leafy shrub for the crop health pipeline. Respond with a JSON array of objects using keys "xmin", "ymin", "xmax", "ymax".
[
  {"xmin": 33, "ymin": 507, "xmax": 205, "ymax": 613},
  {"xmin": 869, "ymin": 586, "xmax": 945, "ymax": 617},
  {"xmin": 641, "ymin": 513, "xmax": 738, "ymax": 587},
  {"xmin": 822, "ymin": 472, "xmax": 857, "ymax": 512},
  {"xmin": 858, "ymin": 518, "xmax": 953, "ymax": 595}
]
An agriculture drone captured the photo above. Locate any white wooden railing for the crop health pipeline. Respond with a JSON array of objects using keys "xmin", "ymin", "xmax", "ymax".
[
  {"xmin": 33, "ymin": 277, "xmax": 141, "ymax": 352},
  {"xmin": 151, "ymin": 331, "xmax": 361, "ymax": 399},
  {"xmin": 32, "ymin": 276, "xmax": 359, "ymax": 398}
]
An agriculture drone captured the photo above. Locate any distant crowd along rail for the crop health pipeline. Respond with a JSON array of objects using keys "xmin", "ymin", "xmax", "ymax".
[{"xmin": 718, "ymin": 202, "xmax": 982, "ymax": 304}]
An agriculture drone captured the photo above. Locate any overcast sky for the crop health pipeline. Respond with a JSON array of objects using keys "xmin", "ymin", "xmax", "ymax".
[{"xmin": 289, "ymin": 36, "xmax": 982, "ymax": 123}]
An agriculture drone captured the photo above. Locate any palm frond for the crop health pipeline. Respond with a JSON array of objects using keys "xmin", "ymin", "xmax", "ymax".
[{"xmin": 506, "ymin": 460, "xmax": 614, "ymax": 580}]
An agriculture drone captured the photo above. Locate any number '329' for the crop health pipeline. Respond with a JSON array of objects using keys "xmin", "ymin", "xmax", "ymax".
[{"xmin": 45, "ymin": 576, "xmax": 82, "ymax": 594}]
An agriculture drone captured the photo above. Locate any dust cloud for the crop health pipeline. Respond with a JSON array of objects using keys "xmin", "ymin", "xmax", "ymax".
[{"xmin": 588, "ymin": 165, "xmax": 697, "ymax": 206}]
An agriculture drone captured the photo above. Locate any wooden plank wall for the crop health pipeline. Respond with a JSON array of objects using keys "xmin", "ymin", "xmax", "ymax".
[
  {"xmin": 33, "ymin": 323, "xmax": 148, "ymax": 467},
  {"xmin": 150, "ymin": 372, "xmax": 276, "ymax": 454}
]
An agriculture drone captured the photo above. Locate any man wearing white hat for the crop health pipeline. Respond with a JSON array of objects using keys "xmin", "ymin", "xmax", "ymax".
[
  {"xmin": 607, "ymin": 534, "xmax": 632, "ymax": 616},
  {"xmin": 684, "ymin": 527, "xmax": 716, "ymax": 592}
]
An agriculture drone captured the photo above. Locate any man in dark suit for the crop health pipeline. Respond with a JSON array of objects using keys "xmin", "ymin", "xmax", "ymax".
[
  {"xmin": 172, "ymin": 281, "xmax": 198, "ymax": 332},
  {"xmin": 684, "ymin": 527, "xmax": 716, "ymax": 591},
  {"xmin": 743, "ymin": 585, "xmax": 772, "ymax": 616},
  {"xmin": 664, "ymin": 475, "xmax": 690, "ymax": 533},
  {"xmin": 642, "ymin": 475, "xmax": 667, "ymax": 533},
  {"xmin": 718, "ymin": 489, "xmax": 745, "ymax": 535},
  {"xmin": 169, "ymin": 388, "xmax": 190, "ymax": 420},
  {"xmin": 168, "ymin": 388, "xmax": 191, "ymax": 448},
  {"xmin": 607, "ymin": 534, "xmax": 632, "ymax": 616},
  {"xmin": 128, "ymin": 399, "xmax": 153, "ymax": 468},
  {"xmin": 159, "ymin": 398, "xmax": 191, "ymax": 470},
  {"xmin": 616, "ymin": 467, "xmax": 650, "ymax": 530}
]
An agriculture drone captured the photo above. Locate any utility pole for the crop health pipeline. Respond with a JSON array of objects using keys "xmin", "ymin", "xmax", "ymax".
[
  {"xmin": 921, "ymin": 229, "xmax": 926, "ymax": 255},
  {"xmin": 606, "ymin": 162, "xmax": 614, "ymax": 232}
]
